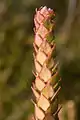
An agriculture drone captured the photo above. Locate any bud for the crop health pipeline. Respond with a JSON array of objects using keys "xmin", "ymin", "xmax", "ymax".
[{"xmin": 32, "ymin": 6, "xmax": 61, "ymax": 120}]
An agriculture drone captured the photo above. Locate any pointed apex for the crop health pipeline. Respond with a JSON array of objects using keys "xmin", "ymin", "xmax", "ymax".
[{"xmin": 31, "ymin": 87, "xmax": 40, "ymax": 99}]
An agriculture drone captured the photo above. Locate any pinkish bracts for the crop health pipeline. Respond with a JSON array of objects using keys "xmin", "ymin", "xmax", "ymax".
[{"xmin": 32, "ymin": 6, "xmax": 61, "ymax": 120}]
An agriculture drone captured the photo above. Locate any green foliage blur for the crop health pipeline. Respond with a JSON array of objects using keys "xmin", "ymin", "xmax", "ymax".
[{"xmin": 0, "ymin": 0, "xmax": 80, "ymax": 120}]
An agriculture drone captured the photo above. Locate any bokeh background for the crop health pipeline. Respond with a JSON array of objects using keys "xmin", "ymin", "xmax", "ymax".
[{"xmin": 0, "ymin": 0, "xmax": 80, "ymax": 120}]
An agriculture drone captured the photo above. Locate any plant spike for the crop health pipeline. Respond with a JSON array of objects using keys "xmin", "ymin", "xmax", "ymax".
[{"xmin": 32, "ymin": 6, "xmax": 61, "ymax": 120}]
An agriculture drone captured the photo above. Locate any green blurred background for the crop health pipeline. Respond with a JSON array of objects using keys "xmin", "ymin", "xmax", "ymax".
[{"xmin": 0, "ymin": 0, "xmax": 80, "ymax": 120}]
